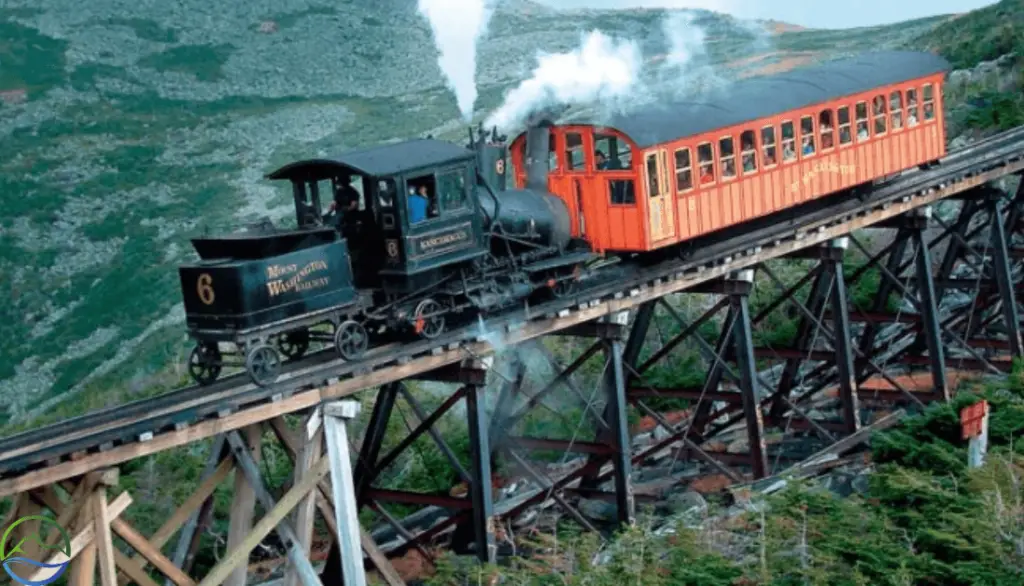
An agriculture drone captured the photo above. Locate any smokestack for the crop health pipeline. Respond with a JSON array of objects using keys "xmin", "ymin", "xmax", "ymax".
[
  {"xmin": 525, "ymin": 115, "xmax": 553, "ymax": 191},
  {"xmin": 468, "ymin": 124, "xmax": 508, "ymax": 192}
]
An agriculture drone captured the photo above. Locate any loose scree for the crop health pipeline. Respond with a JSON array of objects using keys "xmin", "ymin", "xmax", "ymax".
[{"xmin": 176, "ymin": 51, "xmax": 950, "ymax": 388}]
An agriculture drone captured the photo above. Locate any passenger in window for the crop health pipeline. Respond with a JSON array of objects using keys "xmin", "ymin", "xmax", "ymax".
[
  {"xmin": 596, "ymin": 150, "xmax": 608, "ymax": 170},
  {"xmin": 873, "ymin": 96, "xmax": 885, "ymax": 115},
  {"xmin": 408, "ymin": 185, "xmax": 428, "ymax": 224},
  {"xmin": 700, "ymin": 163, "xmax": 714, "ymax": 184},
  {"xmin": 723, "ymin": 159, "xmax": 735, "ymax": 177},
  {"xmin": 821, "ymin": 131, "xmax": 833, "ymax": 149},
  {"xmin": 783, "ymin": 142, "xmax": 796, "ymax": 161},
  {"xmin": 742, "ymin": 153, "xmax": 756, "ymax": 173},
  {"xmin": 857, "ymin": 124, "xmax": 869, "ymax": 140},
  {"xmin": 839, "ymin": 126, "xmax": 851, "ymax": 143},
  {"xmin": 802, "ymin": 136, "xmax": 815, "ymax": 156},
  {"xmin": 924, "ymin": 103, "xmax": 934, "ymax": 119},
  {"xmin": 907, "ymin": 110, "xmax": 918, "ymax": 126}
]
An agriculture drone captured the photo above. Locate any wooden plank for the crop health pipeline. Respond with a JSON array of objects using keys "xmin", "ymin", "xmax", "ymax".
[
  {"xmin": 225, "ymin": 426, "xmax": 262, "ymax": 586},
  {"xmin": 93, "ymin": 490, "xmax": 118, "ymax": 586},
  {"xmin": 27, "ymin": 492, "xmax": 132, "ymax": 583},
  {"xmin": 360, "ymin": 530, "xmax": 406, "ymax": 586},
  {"xmin": 112, "ymin": 549, "xmax": 161, "ymax": 586},
  {"xmin": 0, "ymin": 391, "xmax": 319, "ymax": 498},
  {"xmin": 110, "ymin": 517, "xmax": 197, "ymax": 586},
  {"xmin": 152, "ymin": 457, "xmax": 234, "ymax": 548},
  {"xmin": 195, "ymin": 458, "xmax": 329, "ymax": 586},
  {"xmin": 3, "ymin": 160, "xmax": 1022, "ymax": 499}
]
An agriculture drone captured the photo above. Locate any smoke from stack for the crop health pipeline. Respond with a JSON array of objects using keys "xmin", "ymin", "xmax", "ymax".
[
  {"xmin": 484, "ymin": 30, "xmax": 643, "ymax": 132},
  {"xmin": 417, "ymin": 0, "xmax": 495, "ymax": 121}
]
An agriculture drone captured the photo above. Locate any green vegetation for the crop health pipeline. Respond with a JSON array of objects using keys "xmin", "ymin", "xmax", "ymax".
[
  {"xmin": 911, "ymin": 0, "xmax": 1023, "ymax": 69},
  {"xmin": 426, "ymin": 367, "xmax": 1024, "ymax": 585}
]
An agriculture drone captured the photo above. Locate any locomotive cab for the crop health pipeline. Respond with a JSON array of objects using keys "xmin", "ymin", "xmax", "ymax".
[{"xmin": 267, "ymin": 139, "xmax": 489, "ymax": 296}]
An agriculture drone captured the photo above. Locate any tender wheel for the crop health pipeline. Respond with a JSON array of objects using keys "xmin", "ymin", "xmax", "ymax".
[
  {"xmin": 412, "ymin": 298, "xmax": 446, "ymax": 339},
  {"xmin": 245, "ymin": 344, "xmax": 282, "ymax": 387},
  {"xmin": 277, "ymin": 330, "xmax": 310, "ymax": 361},
  {"xmin": 334, "ymin": 320, "xmax": 369, "ymax": 361},
  {"xmin": 188, "ymin": 343, "xmax": 222, "ymax": 386}
]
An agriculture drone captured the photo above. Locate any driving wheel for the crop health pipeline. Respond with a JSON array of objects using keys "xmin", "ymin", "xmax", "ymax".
[{"xmin": 412, "ymin": 298, "xmax": 445, "ymax": 339}]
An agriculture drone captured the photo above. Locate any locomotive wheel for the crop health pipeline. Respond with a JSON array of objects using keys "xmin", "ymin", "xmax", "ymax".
[
  {"xmin": 334, "ymin": 320, "xmax": 368, "ymax": 361},
  {"xmin": 188, "ymin": 343, "xmax": 222, "ymax": 386},
  {"xmin": 277, "ymin": 330, "xmax": 310, "ymax": 361},
  {"xmin": 412, "ymin": 298, "xmax": 445, "ymax": 339},
  {"xmin": 245, "ymin": 344, "xmax": 282, "ymax": 387},
  {"xmin": 547, "ymin": 267, "xmax": 579, "ymax": 299}
]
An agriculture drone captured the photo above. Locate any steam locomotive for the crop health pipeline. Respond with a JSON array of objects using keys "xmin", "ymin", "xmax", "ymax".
[
  {"xmin": 178, "ymin": 51, "xmax": 950, "ymax": 387},
  {"xmin": 179, "ymin": 125, "xmax": 594, "ymax": 386}
]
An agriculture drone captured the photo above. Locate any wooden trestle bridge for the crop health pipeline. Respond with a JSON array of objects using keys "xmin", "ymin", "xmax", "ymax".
[{"xmin": 1, "ymin": 127, "xmax": 1024, "ymax": 586}]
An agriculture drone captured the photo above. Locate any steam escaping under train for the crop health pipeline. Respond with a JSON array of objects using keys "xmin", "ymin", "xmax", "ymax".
[{"xmin": 177, "ymin": 50, "xmax": 950, "ymax": 387}]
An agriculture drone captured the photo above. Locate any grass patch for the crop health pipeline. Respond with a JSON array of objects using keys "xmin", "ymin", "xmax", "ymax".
[{"xmin": 137, "ymin": 44, "xmax": 236, "ymax": 82}]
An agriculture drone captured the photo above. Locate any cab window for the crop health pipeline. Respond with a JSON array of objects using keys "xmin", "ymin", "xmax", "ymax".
[
  {"xmin": 819, "ymin": 110, "xmax": 834, "ymax": 150},
  {"xmin": 608, "ymin": 179, "xmax": 636, "ymax": 204},
  {"xmin": 855, "ymin": 102, "xmax": 869, "ymax": 141},
  {"xmin": 719, "ymin": 137, "xmax": 736, "ymax": 179},
  {"xmin": 761, "ymin": 126, "xmax": 777, "ymax": 167},
  {"xmin": 800, "ymin": 116, "xmax": 815, "ymax": 157},
  {"xmin": 645, "ymin": 153, "xmax": 660, "ymax": 196},
  {"xmin": 873, "ymin": 94, "xmax": 887, "ymax": 134},
  {"xmin": 565, "ymin": 132, "xmax": 585, "ymax": 171},
  {"xmin": 923, "ymin": 84, "xmax": 935, "ymax": 120},
  {"xmin": 781, "ymin": 121, "xmax": 796, "ymax": 162},
  {"xmin": 697, "ymin": 142, "xmax": 715, "ymax": 184},
  {"xmin": 405, "ymin": 173, "xmax": 438, "ymax": 224},
  {"xmin": 436, "ymin": 169, "xmax": 467, "ymax": 212},
  {"xmin": 674, "ymin": 147, "xmax": 693, "ymax": 191},
  {"xmin": 740, "ymin": 130, "xmax": 757, "ymax": 174},
  {"xmin": 890, "ymin": 91, "xmax": 903, "ymax": 130},
  {"xmin": 837, "ymin": 106, "xmax": 852, "ymax": 145}
]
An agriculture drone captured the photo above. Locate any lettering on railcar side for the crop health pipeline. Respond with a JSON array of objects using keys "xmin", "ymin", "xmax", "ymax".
[
  {"xmin": 265, "ymin": 260, "xmax": 330, "ymax": 298},
  {"xmin": 417, "ymin": 229, "xmax": 469, "ymax": 255},
  {"xmin": 789, "ymin": 162, "xmax": 856, "ymax": 193}
]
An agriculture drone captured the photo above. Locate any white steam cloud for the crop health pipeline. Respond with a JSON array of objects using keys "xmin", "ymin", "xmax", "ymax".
[
  {"xmin": 484, "ymin": 30, "xmax": 643, "ymax": 132},
  {"xmin": 417, "ymin": 0, "xmax": 495, "ymax": 121}
]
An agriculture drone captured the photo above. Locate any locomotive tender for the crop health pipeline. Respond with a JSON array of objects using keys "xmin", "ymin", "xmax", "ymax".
[{"xmin": 178, "ymin": 50, "xmax": 951, "ymax": 387}]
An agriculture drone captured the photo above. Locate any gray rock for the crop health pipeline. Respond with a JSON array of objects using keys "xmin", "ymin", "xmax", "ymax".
[
  {"xmin": 665, "ymin": 490, "xmax": 708, "ymax": 523},
  {"xmin": 577, "ymin": 498, "xmax": 618, "ymax": 522}
]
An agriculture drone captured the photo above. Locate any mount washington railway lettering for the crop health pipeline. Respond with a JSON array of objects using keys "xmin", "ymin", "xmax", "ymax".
[{"xmin": 265, "ymin": 260, "xmax": 330, "ymax": 297}]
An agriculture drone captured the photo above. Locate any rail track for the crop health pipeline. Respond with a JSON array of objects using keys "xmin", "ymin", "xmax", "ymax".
[{"xmin": 1, "ymin": 126, "xmax": 1022, "ymax": 481}]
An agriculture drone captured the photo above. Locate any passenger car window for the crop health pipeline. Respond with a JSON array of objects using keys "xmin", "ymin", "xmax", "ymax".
[
  {"xmin": 565, "ymin": 132, "xmax": 585, "ymax": 170},
  {"xmin": 837, "ymin": 106, "xmax": 852, "ymax": 145},
  {"xmin": 819, "ymin": 110, "xmax": 834, "ymax": 150},
  {"xmin": 855, "ymin": 102, "xmax": 869, "ymax": 141},
  {"xmin": 697, "ymin": 142, "xmax": 715, "ymax": 184},
  {"xmin": 608, "ymin": 179, "xmax": 636, "ymax": 204},
  {"xmin": 923, "ymin": 84, "xmax": 935, "ymax": 120},
  {"xmin": 740, "ymin": 130, "xmax": 757, "ymax": 173},
  {"xmin": 719, "ymin": 137, "xmax": 735, "ymax": 179},
  {"xmin": 890, "ymin": 91, "xmax": 903, "ymax": 130},
  {"xmin": 645, "ymin": 153, "xmax": 660, "ymax": 196},
  {"xmin": 674, "ymin": 148, "xmax": 693, "ymax": 191},
  {"xmin": 907, "ymin": 89, "xmax": 919, "ymax": 126},
  {"xmin": 781, "ymin": 121, "xmax": 796, "ymax": 162},
  {"xmin": 800, "ymin": 116, "xmax": 815, "ymax": 156},
  {"xmin": 873, "ymin": 94, "xmax": 887, "ymax": 134},
  {"xmin": 761, "ymin": 126, "xmax": 777, "ymax": 167}
]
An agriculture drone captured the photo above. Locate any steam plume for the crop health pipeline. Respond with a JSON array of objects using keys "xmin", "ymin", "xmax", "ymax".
[
  {"xmin": 417, "ymin": 0, "xmax": 494, "ymax": 121},
  {"xmin": 484, "ymin": 30, "xmax": 643, "ymax": 132}
]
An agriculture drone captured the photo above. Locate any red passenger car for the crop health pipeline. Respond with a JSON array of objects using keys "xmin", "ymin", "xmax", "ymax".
[{"xmin": 509, "ymin": 51, "xmax": 949, "ymax": 254}]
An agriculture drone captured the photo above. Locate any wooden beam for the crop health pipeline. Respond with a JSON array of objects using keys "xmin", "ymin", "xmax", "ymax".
[
  {"xmin": 93, "ymin": 489, "xmax": 118, "ymax": 586},
  {"xmin": 110, "ymin": 517, "xmax": 197, "ymax": 586},
  {"xmin": 196, "ymin": 458, "xmax": 330, "ymax": 586},
  {"xmin": 225, "ymin": 426, "xmax": 262, "ymax": 586},
  {"xmin": 286, "ymin": 414, "xmax": 322, "ymax": 586},
  {"xmin": 27, "ymin": 492, "xmax": 132, "ymax": 583}
]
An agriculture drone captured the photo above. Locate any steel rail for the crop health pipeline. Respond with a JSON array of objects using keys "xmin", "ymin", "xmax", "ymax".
[{"xmin": 0, "ymin": 130, "xmax": 1022, "ymax": 477}]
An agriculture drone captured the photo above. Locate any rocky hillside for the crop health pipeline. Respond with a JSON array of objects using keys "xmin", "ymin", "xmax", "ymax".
[{"xmin": 0, "ymin": 0, "xmax": 973, "ymax": 424}]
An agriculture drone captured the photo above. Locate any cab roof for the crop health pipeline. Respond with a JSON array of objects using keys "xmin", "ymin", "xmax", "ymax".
[
  {"xmin": 267, "ymin": 138, "xmax": 474, "ymax": 180},
  {"xmin": 565, "ymin": 50, "xmax": 950, "ymax": 148}
]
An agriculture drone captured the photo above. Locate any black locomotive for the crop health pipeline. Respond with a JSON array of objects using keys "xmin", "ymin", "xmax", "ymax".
[{"xmin": 179, "ymin": 125, "xmax": 594, "ymax": 386}]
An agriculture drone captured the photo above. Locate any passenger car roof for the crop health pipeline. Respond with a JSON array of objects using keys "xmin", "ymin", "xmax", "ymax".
[
  {"xmin": 574, "ymin": 50, "xmax": 950, "ymax": 148},
  {"xmin": 266, "ymin": 138, "xmax": 474, "ymax": 179}
]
